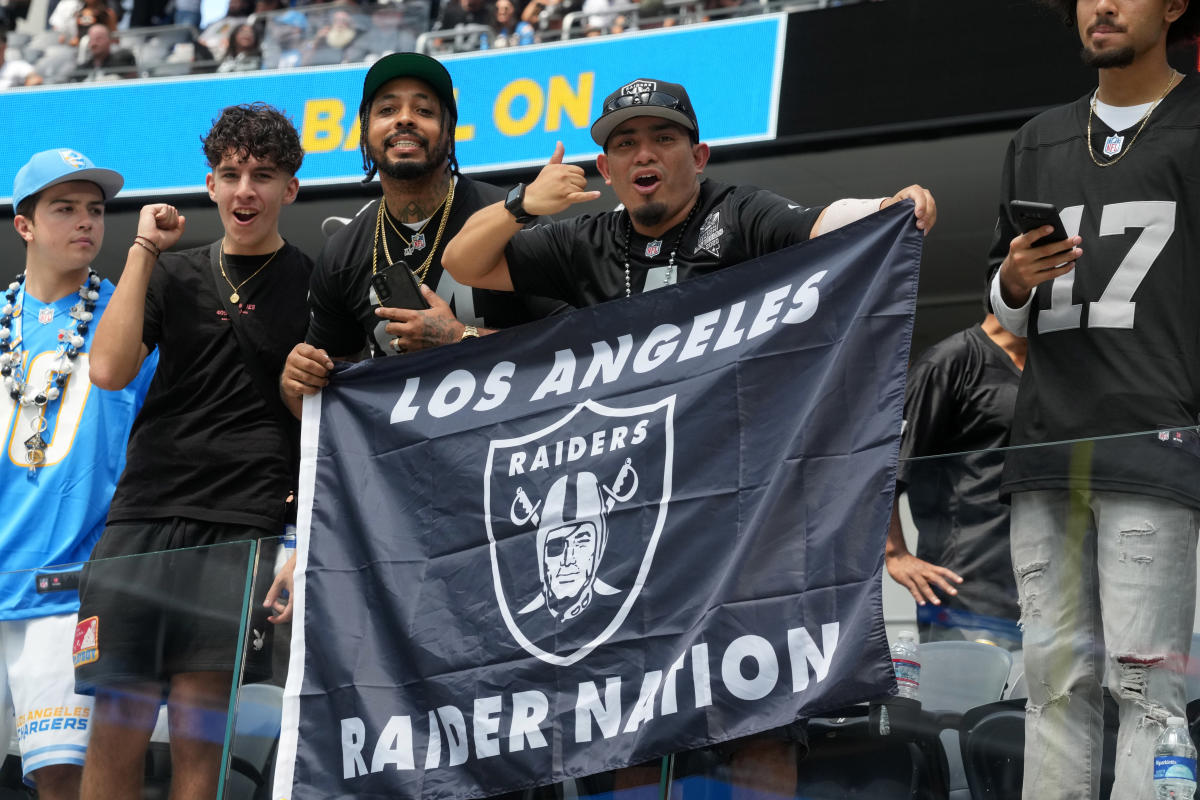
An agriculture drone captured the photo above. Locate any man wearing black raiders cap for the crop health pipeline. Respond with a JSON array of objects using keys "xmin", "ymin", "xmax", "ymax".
[
  {"xmin": 442, "ymin": 77, "xmax": 935, "ymax": 306},
  {"xmin": 443, "ymin": 76, "xmax": 936, "ymax": 796},
  {"xmin": 280, "ymin": 52, "xmax": 562, "ymax": 412}
]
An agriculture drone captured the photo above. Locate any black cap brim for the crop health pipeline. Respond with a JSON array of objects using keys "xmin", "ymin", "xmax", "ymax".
[{"xmin": 590, "ymin": 106, "xmax": 696, "ymax": 148}]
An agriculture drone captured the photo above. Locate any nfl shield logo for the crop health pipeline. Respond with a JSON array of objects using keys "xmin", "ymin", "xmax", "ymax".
[
  {"xmin": 484, "ymin": 396, "xmax": 675, "ymax": 666},
  {"xmin": 38, "ymin": 307, "xmax": 55, "ymax": 324},
  {"xmin": 645, "ymin": 240, "xmax": 662, "ymax": 258},
  {"xmin": 411, "ymin": 232, "xmax": 426, "ymax": 251},
  {"xmin": 1103, "ymin": 134, "xmax": 1124, "ymax": 157}
]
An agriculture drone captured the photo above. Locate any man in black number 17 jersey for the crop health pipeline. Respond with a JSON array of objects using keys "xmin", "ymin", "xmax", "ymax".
[{"xmin": 988, "ymin": 2, "xmax": 1200, "ymax": 798}]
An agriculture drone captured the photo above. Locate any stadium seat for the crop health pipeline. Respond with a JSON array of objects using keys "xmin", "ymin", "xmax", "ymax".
[
  {"xmin": 797, "ymin": 704, "xmax": 948, "ymax": 799},
  {"xmin": 961, "ymin": 691, "xmax": 1120, "ymax": 800},
  {"xmin": 919, "ymin": 641, "xmax": 1013, "ymax": 800}
]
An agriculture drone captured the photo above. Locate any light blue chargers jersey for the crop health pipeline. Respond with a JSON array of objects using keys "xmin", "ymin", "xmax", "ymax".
[{"xmin": 0, "ymin": 278, "xmax": 157, "ymax": 620}]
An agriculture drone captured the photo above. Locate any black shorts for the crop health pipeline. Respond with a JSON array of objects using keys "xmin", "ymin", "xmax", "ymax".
[{"xmin": 74, "ymin": 518, "xmax": 278, "ymax": 694}]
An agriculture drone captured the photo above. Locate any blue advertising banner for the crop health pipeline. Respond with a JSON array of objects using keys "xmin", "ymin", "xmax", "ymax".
[
  {"xmin": 0, "ymin": 16, "xmax": 784, "ymax": 203},
  {"xmin": 273, "ymin": 204, "xmax": 920, "ymax": 800}
]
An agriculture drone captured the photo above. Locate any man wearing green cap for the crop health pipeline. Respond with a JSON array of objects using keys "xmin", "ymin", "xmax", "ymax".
[{"xmin": 280, "ymin": 52, "xmax": 560, "ymax": 410}]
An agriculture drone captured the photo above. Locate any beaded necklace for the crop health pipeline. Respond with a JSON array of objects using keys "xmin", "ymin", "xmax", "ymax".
[
  {"xmin": 622, "ymin": 201, "xmax": 699, "ymax": 298},
  {"xmin": 0, "ymin": 269, "xmax": 100, "ymax": 473}
]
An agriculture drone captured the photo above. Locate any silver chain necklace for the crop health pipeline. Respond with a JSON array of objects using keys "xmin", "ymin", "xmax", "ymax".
[{"xmin": 623, "ymin": 201, "xmax": 700, "ymax": 298}]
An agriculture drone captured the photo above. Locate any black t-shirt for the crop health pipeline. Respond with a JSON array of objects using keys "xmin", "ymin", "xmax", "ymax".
[
  {"xmin": 108, "ymin": 242, "xmax": 313, "ymax": 531},
  {"xmin": 986, "ymin": 73, "xmax": 1200, "ymax": 509},
  {"xmin": 504, "ymin": 178, "xmax": 825, "ymax": 306},
  {"xmin": 897, "ymin": 325, "xmax": 1020, "ymax": 624},
  {"xmin": 307, "ymin": 175, "xmax": 561, "ymax": 358}
]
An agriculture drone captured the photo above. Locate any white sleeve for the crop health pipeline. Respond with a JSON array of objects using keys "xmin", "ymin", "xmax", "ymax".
[
  {"xmin": 990, "ymin": 270, "xmax": 1033, "ymax": 337},
  {"xmin": 812, "ymin": 198, "xmax": 887, "ymax": 236}
]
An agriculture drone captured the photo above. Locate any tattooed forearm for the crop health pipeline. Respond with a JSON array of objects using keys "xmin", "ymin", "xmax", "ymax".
[{"xmin": 412, "ymin": 314, "xmax": 461, "ymax": 348}]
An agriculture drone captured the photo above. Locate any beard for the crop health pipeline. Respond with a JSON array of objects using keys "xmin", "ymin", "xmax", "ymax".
[
  {"xmin": 630, "ymin": 201, "xmax": 668, "ymax": 228},
  {"xmin": 1082, "ymin": 43, "xmax": 1135, "ymax": 68},
  {"xmin": 371, "ymin": 130, "xmax": 450, "ymax": 181}
]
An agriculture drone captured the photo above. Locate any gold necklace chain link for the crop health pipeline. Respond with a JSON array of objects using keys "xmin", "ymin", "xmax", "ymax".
[
  {"xmin": 219, "ymin": 244, "xmax": 282, "ymax": 304},
  {"xmin": 1087, "ymin": 70, "xmax": 1178, "ymax": 168},
  {"xmin": 381, "ymin": 190, "xmax": 449, "ymax": 248},
  {"xmin": 372, "ymin": 177, "xmax": 455, "ymax": 285}
]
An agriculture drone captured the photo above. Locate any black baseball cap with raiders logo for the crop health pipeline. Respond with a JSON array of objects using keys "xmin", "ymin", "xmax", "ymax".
[{"xmin": 590, "ymin": 78, "xmax": 699, "ymax": 147}]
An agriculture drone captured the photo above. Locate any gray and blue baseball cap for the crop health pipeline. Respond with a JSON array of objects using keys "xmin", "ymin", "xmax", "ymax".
[{"xmin": 13, "ymin": 149, "xmax": 124, "ymax": 212}]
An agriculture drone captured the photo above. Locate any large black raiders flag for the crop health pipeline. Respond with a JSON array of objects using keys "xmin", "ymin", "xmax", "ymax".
[{"xmin": 274, "ymin": 203, "xmax": 922, "ymax": 800}]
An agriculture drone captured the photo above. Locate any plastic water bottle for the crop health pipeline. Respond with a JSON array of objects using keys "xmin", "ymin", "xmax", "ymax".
[
  {"xmin": 891, "ymin": 630, "xmax": 920, "ymax": 700},
  {"xmin": 478, "ymin": 32, "xmax": 490, "ymax": 50},
  {"xmin": 1155, "ymin": 716, "xmax": 1197, "ymax": 799}
]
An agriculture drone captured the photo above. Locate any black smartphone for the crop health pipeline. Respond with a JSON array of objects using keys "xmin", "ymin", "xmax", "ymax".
[
  {"xmin": 1008, "ymin": 200, "xmax": 1071, "ymax": 250},
  {"xmin": 371, "ymin": 261, "xmax": 429, "ymax": 310}
]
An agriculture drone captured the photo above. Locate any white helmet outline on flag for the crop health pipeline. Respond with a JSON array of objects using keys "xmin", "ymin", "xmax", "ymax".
[
  {"xmin": 515, "ymin": 458, "xmax": 638, "ymax": 618},
  {"xmin": 484, "ymin": 396, "xmax": 675, "ymax": 667}
]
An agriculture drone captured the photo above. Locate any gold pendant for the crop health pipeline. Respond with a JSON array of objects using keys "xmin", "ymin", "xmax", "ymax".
[
  {"xmin": 24, "ymin": 432, "xmax": 46, "ymax": 474},
  {"xmin": 230, "ymin": 292, "xmax": 240, "ymax": 304}
]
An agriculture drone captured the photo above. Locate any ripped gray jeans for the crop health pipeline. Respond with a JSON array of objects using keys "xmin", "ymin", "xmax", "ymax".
[{"xmin": 1011, "ymin": 489, "xmax": 1199, "ymax": 800}]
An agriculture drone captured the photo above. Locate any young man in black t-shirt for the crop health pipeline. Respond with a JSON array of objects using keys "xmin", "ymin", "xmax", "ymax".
[
  {"xmin": 78, "ymin": 103, "xmax": 311, "ymax": 800},
  {"xmin": 281, "ymin": 53, "xmax": 560, "ymax": 412},
  {"xmin": 442, "ymin": 78, "xmax": 936, "ymax": 304},
  {"xmin": 443, "ymin": 77, "xmax": 938, "ymax": 798},
  {"xmin": 988, "ymin": 2, "xmax": 1200, "ymax": 797},
  {"xmin": 885, "ymin": 314, "xmax": 1024, "ymax": 650}
]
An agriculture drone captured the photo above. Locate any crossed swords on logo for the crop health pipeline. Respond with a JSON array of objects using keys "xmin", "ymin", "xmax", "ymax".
[{"xmin": 511, "ymin": 458, "xmax": 639, "ymax": 615}]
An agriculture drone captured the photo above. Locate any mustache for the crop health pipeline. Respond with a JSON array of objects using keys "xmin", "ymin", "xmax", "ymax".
[{"xmin": 1086, "ymin": 17, "xmax": 1126, "ymax": 35}]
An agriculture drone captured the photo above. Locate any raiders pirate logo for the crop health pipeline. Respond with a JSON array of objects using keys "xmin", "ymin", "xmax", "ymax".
[
  {"xmin": 620, "ymin": 80, "xmax": 657, "ymax": 99},
  {"xmin": 484, "ymin": 396, "xmax": 675, "ymax": 666}
]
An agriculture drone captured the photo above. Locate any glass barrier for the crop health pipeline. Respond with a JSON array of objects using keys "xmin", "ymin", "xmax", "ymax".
[
  {"xmin": 5, "ymin": 425, "xmax": 1195, "ymax": 798},
  {"xmin": 224, "ymin": 426, "xmax": 1200, "ymax": 800},
  {"xmin": 0, "ymin": 538, "xmax": 269, "ymax": 799}
]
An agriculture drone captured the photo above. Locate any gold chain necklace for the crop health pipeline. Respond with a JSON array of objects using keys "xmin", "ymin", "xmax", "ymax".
[
  {"xmin": 1087, "ymin": 70, "xmax": 1178, "ymax": 167},
  {"xmin": 371, "ymin": 177, "xmax": 455, "ymax": 284},
  {"xmin": 219, "ymin": 244, "xmax": 282, "ymax": 304},
  {"xmin": 381, "ymin": 190, "xmax": 449, "ymax": 250}
]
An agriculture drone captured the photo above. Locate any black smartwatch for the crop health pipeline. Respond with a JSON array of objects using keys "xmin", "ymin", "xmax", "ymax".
[{"xmin": 505, "ymin": 183, "xmax": 535, "ymax": 224}]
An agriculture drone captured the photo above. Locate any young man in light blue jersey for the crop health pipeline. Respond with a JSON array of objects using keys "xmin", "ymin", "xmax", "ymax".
[{"xmin": 0, "ymin": 149, "xmax": 156, "ymax": 799}]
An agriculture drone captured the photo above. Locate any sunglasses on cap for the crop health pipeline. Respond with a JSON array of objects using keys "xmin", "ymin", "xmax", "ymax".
[{"xmin": 603, "ymin": 90, "xmax": 686, "ymax": 114}]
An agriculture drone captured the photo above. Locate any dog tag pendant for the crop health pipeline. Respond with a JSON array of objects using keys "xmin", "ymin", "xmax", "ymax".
[{"xmin": 24, "ymin": 432, "xmax": 47, "ymax": 473}]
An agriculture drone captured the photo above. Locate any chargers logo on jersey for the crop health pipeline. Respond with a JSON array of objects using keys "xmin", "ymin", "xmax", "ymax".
[{"xmin": 484, "ymin": 397, "xmax": 674, "ymax": 666}]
